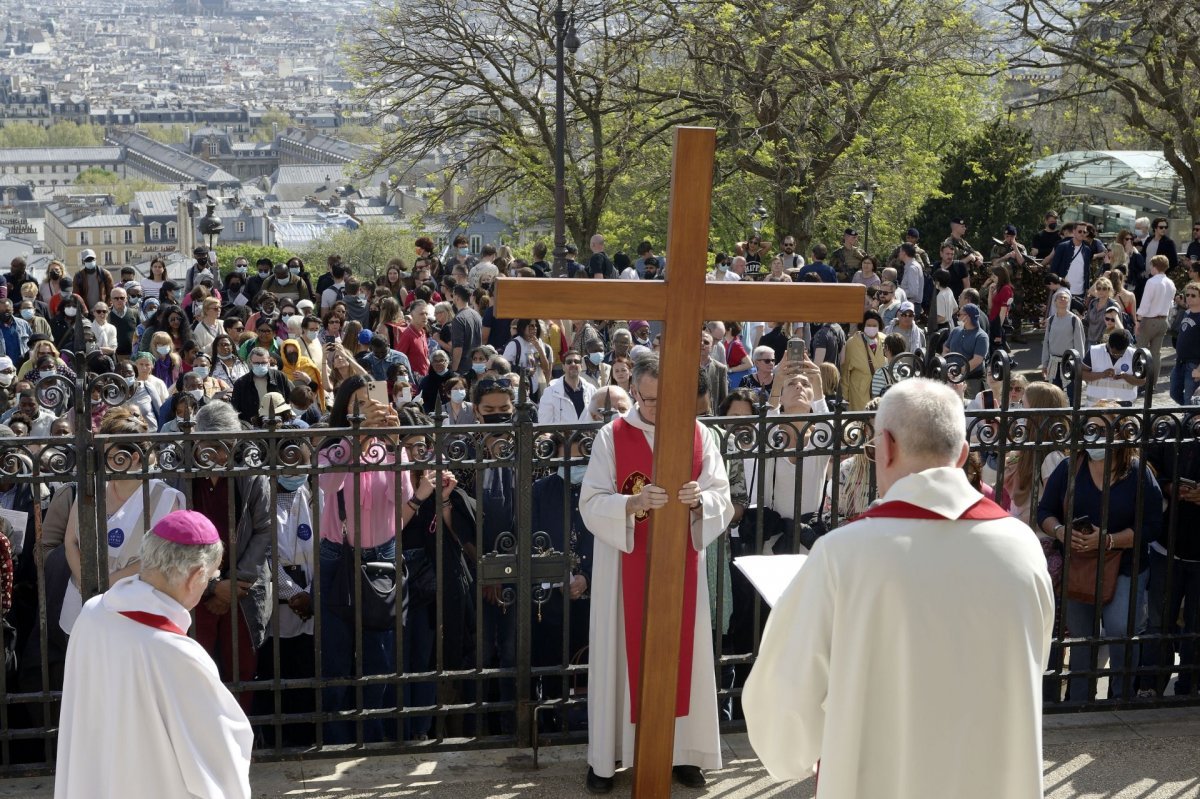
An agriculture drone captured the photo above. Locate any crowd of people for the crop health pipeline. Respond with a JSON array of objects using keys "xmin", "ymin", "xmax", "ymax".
[{"xmin": 0, "ymin": 217, "xmax": 1198, "ymax": 783}]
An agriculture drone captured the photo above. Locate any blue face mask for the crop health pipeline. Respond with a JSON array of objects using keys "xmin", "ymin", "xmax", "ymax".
[
  {"xmin": 1086, "ymin": 448, "xmax": 1107, "ymax": 462},
  {"xmin": 251, "ymin": 363, "xmax": 269, "ymax": 377},
  {"xmin": 472, "ymin": 362, "xmax": 486, "ymax": 374},
  {"xmin": 458, "ymin": 247, "xmax": 470, "ymax": 257},
  {"xmin": 562, "ymin": 465, "xmax": 588, "ymax": 485},
  {"xmin": 277, "ymin": 474, "xmax": 307, "ymax": 492},
  {"xmin": 191, "ymin": 366, "xmax": 209, "ymax": 379},
  {"xmin": 588, "ymin": 351, "xmax": 604, "ymax": 365}
]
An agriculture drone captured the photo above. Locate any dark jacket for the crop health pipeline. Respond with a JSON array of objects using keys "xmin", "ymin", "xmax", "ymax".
[
  {"xmin": 1049, "ymin": 238, "xmax": 1103, "ymax": 285},
  {"xmin": 230, "ymin": 368, "xmax": 294, "ymax": 423}
]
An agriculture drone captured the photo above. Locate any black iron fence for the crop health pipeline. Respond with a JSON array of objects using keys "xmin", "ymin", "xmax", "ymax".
[{"xmin": 1, "ymin": 347, "xmax": 1199, "ymax": 774}]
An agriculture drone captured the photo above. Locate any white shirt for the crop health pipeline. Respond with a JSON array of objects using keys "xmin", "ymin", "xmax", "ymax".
[
  {"xmin": 1137, "ymin": 272, "xmax": 1176, "ymax": 317},
  {"xmin": 92, "ymin": 321, "xmax": 118, "ymax": 352},
  {"xmin": 320, "ymin": 282, "xmax": 346, "ymax": 312},
  {"xmin": 1066, "ymin": 244, "xmax": 1087, "ymax": 295},
  {"xmin": 618, "ymin": 267, "xmax": 640, "ymax": 280}
]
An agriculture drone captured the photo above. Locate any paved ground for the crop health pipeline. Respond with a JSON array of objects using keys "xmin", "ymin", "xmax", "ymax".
[{"xmin": 7, "ymin": 708, "xmax": 1199, "ymax": 798}]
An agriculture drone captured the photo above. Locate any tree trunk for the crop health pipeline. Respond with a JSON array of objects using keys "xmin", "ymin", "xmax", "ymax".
[{"xmin": 774, "ymin": 186, "xmax": 819, "ymax": 253}]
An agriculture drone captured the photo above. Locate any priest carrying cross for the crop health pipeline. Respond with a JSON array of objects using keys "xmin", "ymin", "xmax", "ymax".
[{"xmin": 494, "ymin": 127, "xmax": 865, "ymax": 796}]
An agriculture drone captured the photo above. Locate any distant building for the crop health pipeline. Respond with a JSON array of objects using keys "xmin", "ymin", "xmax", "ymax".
[
  {"xmin": 44, "ymin": 196, "xmax": 146, "ymax": 268},
  {"xmin": 106, "ymin": 129, "xmax": 241, "ymax": 189},
  {"xmin": 0, "ymin": 146, "xmax": 126, "ymax": 187}
]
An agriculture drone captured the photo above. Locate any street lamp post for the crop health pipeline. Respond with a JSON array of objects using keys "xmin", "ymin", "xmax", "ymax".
[
  {"xmin": 749, "ymin": 196, "xmax": 768, "ymax": 235},
  {"xmin": 198, "ymin": 196, "xmax": 223, "ymax": 251},
  {"xmin": 552, "ymin": 1, "xmax": 580, "ymax": 276}
]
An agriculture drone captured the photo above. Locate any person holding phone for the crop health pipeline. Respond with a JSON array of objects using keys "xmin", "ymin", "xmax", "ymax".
[{"xmin": 1037, "ymin": 401, "xmax": 1162, "ymax": 700}]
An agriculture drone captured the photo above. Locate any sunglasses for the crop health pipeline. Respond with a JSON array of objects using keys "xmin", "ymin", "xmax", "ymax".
[{"xmin": 564, "ymin": 359, "xmax": 582, "ymax": 365}]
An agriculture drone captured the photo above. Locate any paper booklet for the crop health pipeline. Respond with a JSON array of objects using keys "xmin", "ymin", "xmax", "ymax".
[{"xmin": 733, "ymin": 554, "xmax": 808, "ymax": 608}]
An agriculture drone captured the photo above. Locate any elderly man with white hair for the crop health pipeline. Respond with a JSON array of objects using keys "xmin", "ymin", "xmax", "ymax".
[
  {"xmin": 586, "ymin": 385, "xmax": 632, "ymax": 421},
  {"xmin": 744, "ymin": 378, "xmax": 1054, "ymax": 799},
  {"xmin": 56, "ymin": 510, "xmax": 252, "ymax": 799}
]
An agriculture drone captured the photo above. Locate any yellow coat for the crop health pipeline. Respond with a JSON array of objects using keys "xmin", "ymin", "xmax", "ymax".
[{"xmin": 842, "ymin": 332, "xmax": 886, "ymax": 411}]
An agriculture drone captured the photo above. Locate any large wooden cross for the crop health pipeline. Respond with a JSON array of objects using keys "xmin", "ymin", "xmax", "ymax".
[{"xmin": 495, "ymin": 127, "xmax": 864, "ymax": 796}]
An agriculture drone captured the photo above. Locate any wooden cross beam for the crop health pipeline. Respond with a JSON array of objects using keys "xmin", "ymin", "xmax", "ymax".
[{"xmin": 495, "ymin": 127, "xmax": 864, "ymax": 797}]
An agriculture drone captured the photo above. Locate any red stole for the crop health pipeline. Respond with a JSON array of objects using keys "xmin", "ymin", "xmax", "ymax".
[
  {"xmin": 852, "ymin": 495, "xmax": 1010, "ymax": 523},
  {"xmin": 118, "ymin": 610, "xmax": 188, "ymax": 636},
  {"xmin": 612, "ymin": 416, "xmax": 704, "ymax": 723}
]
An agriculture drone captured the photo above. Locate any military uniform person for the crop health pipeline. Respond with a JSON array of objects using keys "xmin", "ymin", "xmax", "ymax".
[
  {"xmin": 887, "ymin": 227, "xmax": 931, "ymax": 273},
  {"xmin": 830, "ymin": 228, "xmax": 867, "ymax": 282}
]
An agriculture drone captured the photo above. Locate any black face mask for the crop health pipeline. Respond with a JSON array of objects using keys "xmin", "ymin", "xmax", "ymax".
[
  {"xmin": 481, "ymin": 412, "xmax": 512, "ymax": 424},
  {"xmin": 1047, "ymin": 222, "xmax": 1058, "ymax": 231}
]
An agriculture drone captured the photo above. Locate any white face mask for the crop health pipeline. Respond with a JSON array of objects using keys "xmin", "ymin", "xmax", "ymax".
[
  {"xmin": 0, "ymin": 373, "xmax": 13, "ymax": 387},
  {"xmin": 64, "ymin": 307, "xmax": 78, "ymax": 317},
  {"xmin": 450, "ymin": 388, "xmax": 467, "ymax": 403},
  {"xmin": 863, "ymin": 325, "xmax": 879, "ymax": 338},
  {"xmin": 187, "ymin": 389, "xmax": 204, "ymax": 402}
]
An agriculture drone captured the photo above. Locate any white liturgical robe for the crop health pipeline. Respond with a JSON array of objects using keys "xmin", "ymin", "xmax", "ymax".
[
  {"xmin": 579, "ymin": 406, "xmax": 733, "ymax": 778},
  {"xmin": 55, "ymin": 576, "xmax": 253, "ymax": 799},
  {"xmin": 744, "ymin": 466, "xmax": 1054, "ymax": 799}
]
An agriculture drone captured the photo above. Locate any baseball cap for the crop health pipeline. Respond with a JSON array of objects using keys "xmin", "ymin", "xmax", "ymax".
[
  {"xmin": 80, "ymin": 249, "xmax": 96, "ymax": 262},
  {"xmin": 296, "ymin": 298, "xmax": 315, "ymax": 314},
  {"xmin": 358, "ymin": 329, "xmax": 374, "ymax": 346},
  {"xmin": 151, "ymin": 510, "xmax": 220, "ymax": 546},
  {"xmin": 906, "ymin": 227, "xmax": 920, "ymax": 239},
  {"xmin": 898, "ymin": 301, "xmax": 915, "ymax": 314},
  {"xmin": 960, "ymin": 303, "xmax": 980, "ymax": 323},
  {"xmin": 1004, "ymin": 224, "xmax": 1018, "ymax": 236}
]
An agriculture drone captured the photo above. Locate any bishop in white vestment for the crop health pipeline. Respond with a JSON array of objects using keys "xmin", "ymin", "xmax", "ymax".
[
  {"xmin": 744, "ymin": 378, "xmax": 1054, "ymax": 799},
  {"xmin": 55, "ymin": 511, "xmax": 253, "ymax": 799},
  {"xmin": 580, "ymin": 402, "xmax": 733, "ymax": 779}
]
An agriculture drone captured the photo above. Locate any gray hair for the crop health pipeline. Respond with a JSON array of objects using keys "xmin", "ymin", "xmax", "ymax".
[
  {"xmin": 875, "ymin": 378, "xmax": 965, "ymax": 461},
  {"xmin": 433, "ymin": 301, "xmax": 453, "ymax": 318},
  {"xmin": 249, "ymin": 346, "xmax": 270, "ymax": 361},
  {"xmin": 612, "ymin": 328, "xmax": 632, "ymax": 345},
  {"xmin": 752, "ymin": 345, "xmax": 775, "ymax": 362},
  {"xmin": 194, "ymin": 400, "xmax": 242, "ymax": 433},
  {"xmin": 588, "ymin": 385, "xmax": 631, "ymax": 418},
  {"xmin": 631, "ymin": 352, "xmax": 660, "ymax": 386},
  {"xmin": 140, "ymin": 533, "xmax": 223, "ymax": 584}
]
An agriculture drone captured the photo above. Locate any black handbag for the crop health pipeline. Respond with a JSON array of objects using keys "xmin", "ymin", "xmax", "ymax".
[{"xmin": 329, "ymin": 490, "xmax": 401, "ymax": 631}]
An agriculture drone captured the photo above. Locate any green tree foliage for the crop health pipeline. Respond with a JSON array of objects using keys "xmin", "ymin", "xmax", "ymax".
[
  {"xmin": 351, "ymin": 0, "xmax": 681, "ymax": 249},
  {"xmin": 214, "ymin": 244, "xmax": 297, "ymax": 277},
  {"xmin": 1005, "ymin": 0, "xmax": 1200, "ymax": 218},
  {"xmin": 302, "ymin": 225, "xmax": 416, "ymax": 279},
  {"xmin": 909, "ymin": 126, "xmax": 1064, "ymax": 257},
  {"xmin": 0, "ymin": 121, "xmax": 106, "ymax": 148},
  {"xmin": 139, "ymin": 124, "xmax": 190, "ymax": 144}
]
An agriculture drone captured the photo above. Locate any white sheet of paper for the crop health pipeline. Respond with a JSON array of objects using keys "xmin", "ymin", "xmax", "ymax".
[
  {"xmin": 0, "ymin": 508, "xmax": 28, "ymax": 536},
  {"xmin": 733, "ymin": 554, "xmax": 808, "ymax": 608}
]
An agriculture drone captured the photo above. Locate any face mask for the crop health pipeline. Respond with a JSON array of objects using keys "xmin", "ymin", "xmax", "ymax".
[
  {"xmin": 187, "ymin": 389, "xmax": 204, "ymax": 402},
  {"xmin": 124, "ymin": 376, "xmax": 136, "ymax": 387},
  {"xmin": 39, "ymin": 370, "xmax": 57, "ymax": 380},
  {"xmin": 258, "ymin": 269, "xmax": 270, "ymax": 277},
  {"xmin": 84, "ymin": 262, "xmax": 96, "ymax": 271},
  {"xmin": 434, "ymin": 365, "xmax": 448, "ymax": 376},
  {"xmin": 277, "ymin": 474, "xmax": 307, "ymax": 493},
  {"xmin": 0, "ymin": 373, "xmax": 12, "ymax": 387},
  {"xmin": 450, "ymin": 388, "xmax": 467, "ymax": 403},
  {"xmin": 251, "ymin": 363, "xmax": 269, "ymax": 377},
  {"xmin": 64, "ymin": 307, "xmax": 78, "ymax": 317},
  {"xmin": 306, "ymin": 330, "xmax": 319, "ymax": 342},
  {"xmin": 1048, "ymin": 222, "xmax": 1058, "ymax": 231},
  {"xmin": 0, "ymin": 312, "xmax": 10, "ymax": 323},
  {"xmin": 290, "ymin": 267, "xmax": 300, "ymax": 276},
  {"xmin": 562, "ymin": 464, "xmax": 588, "ymax": 485},
  {"xmin": 863, "ymin": 325, "xmax": 879, "ymax": 337},
  {"xmin": 397, "ymin": 386, "xmax": 413, "ymax": 403},
  {"xmin": 635, "ymin": 335, "xmax": 649, "ymax": 345},
  {"xmin": 235, "ymin": 265, "xmax": 248, "ymax": 274},
  {"xmin": 156, "ymin": 345, "xmax": 171, "ymax": 356},
  {"xmin": 276, "ymin": 274, "xmax": 291, "ymax": 285},
  {"xmin": 716, "ymin": 263, "xmax": 728, "ymax": 272},
  {"xmin": 458, "ymin": 247, "xmax": 470, "ymax": 257},
  {"xmin": 192, "ymin": 366, "xmax": 210, "ymax": 379},
  {"xmin": 1086, "ymin": 448, "xmax": 1107, "ymax": 462},
  {"xmin": 471, "ymin": 362, "xmax": 486, "ymax": 374},
  {"xmin": 481, "ymin": 412, "xmax": 512, "ymax": 424}
]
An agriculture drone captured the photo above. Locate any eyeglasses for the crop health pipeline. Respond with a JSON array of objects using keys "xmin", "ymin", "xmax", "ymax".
[
  {"xmin": 756, "ymin": 357, "xmax": 775, "ymax": 363},
  {"xmin": 900, "ymin": 312, "xmax": 915, "ymax": 317},
  {"xmin": 94, "ymin": 310, "xmax": 107, "ymax": 315},
  {"xmin": 1156, "ymin": 225, "xmax": 1168, "ymax": 230},
  {"xmin": 564, "ymin": 359, "xmax": 582, "ymax": 365}
]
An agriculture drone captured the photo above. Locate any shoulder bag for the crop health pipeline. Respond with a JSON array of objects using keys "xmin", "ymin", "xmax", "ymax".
[{"xmin": 329, "ymin": 489, "xmax": 402, "ymax": 630}]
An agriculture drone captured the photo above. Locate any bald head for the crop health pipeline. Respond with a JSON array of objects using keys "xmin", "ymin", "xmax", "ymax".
[{"xmin": 588, "ymin": 385, "xmax": 632, "ymax": 420}]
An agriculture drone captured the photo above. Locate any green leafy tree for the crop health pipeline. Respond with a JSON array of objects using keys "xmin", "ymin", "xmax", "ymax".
[
  {"xmin": 909, "ymin": 125, "xmax": 1065, "ymax": 260},
  {"xmin": 0, "ymin": 121, "xmax": 105, "ymax": 148},
  {"xmin": 73, "ymin": 169, "xmax": 162, "ymax": 204},
  {"xmin": 214, "ymin": 244, "xmax": 297, "ymax": 277},
  {"xmin": 302, "ymin": 225, "xmax": 416, "ymax": 279},
  {"xmin": 139, "ymin": 125, "xmax": 190, "ymax": 145}
]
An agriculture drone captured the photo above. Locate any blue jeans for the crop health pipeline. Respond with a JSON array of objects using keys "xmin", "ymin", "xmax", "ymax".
[
  {"xmin": 1170, "ymin": 361, "xmax": 1200, "ymax": 406},
  {"xmin": 1064, "ymin": 570, "xmax": 1148, "ymax": 701},
  {"xmin": 1141, "ymin": 549, "xmax": 1200, "ymax": 695},
  {"xmin": 402, "ymin": 548, "xmax": 436, "ymax": 739},
  {"xmin": 319, "ymin": 537, "xmax": 397, "ymax": 744}
]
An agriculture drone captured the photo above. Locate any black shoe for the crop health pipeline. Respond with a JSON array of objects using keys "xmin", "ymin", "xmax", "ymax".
[
  {"xmin": 586, "ymin": 767, "xmax": 614, "ymax": 794},
  {"xmin": 672, "ymin": 765, "xmax": 706, "ymax": 788}
]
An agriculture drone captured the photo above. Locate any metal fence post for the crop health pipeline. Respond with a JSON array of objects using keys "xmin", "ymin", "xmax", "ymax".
[{"xmin": 514, "ymin": 390, "xmax": 536, "ymax": 746}]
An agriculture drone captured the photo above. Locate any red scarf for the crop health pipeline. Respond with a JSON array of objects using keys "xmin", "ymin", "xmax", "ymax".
[
  {"xmin": 118, "ymin": 610, "xmax": 188, "ymax": 636},
  {"xmin": 612, "ymin": 417, "xmax": 704, "ymax": 723}
]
